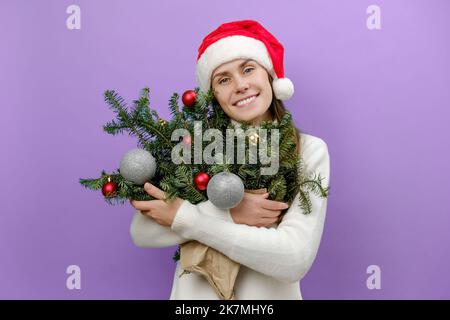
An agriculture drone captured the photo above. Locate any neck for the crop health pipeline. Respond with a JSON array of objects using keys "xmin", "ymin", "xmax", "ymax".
[{"xmin": 253, "ymin": 110, "xmax": 273, "ymax": 126}]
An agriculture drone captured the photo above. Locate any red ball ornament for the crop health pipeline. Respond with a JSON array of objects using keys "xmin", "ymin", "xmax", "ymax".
[
  {"xmin": 193, "ymin": 172, "xmax": 210, "ymax": 191},
  {"xmin": 182, "ymin": 135, "xmax": 192, "ymax": 145},
  {"xmin": 102, "ymin": 178, "xmax": 118, "ymax": 197},
  {"xmin": 182, "ymin": 90, "xmax": 196, "ymax": 107}
]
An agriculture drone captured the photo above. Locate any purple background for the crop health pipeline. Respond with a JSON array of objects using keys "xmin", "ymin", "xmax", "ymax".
[{"xmin": 1, "ymin": 0, "xmax": 449, "ymax": 299}]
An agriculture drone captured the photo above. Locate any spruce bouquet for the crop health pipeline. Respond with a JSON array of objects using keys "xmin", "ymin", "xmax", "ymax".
[{"xmin": 80, "ymin": 87, "xmax": 329, "ymax": 299}]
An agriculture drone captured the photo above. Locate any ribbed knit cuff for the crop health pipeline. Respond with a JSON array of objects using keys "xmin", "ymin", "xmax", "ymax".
[{"xmin": 170, "ymin": 200, "xmax": 198, "ymax": 237}]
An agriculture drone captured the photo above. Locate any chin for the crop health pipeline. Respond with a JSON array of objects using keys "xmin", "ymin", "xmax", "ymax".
[
  {"xmin": 234, "ymin": 114, "xmax": 260, "ymax": 124},
  {"xmin": 231, "ymin": 107, "xmax": 259, "ymax": 118}
]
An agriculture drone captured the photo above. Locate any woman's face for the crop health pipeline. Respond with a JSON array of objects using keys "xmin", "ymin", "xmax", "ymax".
[{"xmin": 211, "ymin": 59, "xmax": 273, "ymax": 125}]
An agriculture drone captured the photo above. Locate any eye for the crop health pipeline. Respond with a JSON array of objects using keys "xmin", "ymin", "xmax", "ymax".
[
  {"xmin": 218, "ymin": 77, "xmax": 230, "ymax": 85},
  {"xmin": 243, "ymin": 66, "xmax": 255, "ymax": 74}
]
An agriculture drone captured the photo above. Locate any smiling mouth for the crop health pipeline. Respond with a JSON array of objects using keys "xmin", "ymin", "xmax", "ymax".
[{"xmin": 233, "ymin": 94, "xmax": 259, "ymax": 107}]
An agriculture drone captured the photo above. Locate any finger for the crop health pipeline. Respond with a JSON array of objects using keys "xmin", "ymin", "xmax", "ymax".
[
  {"xmin": 261, "ymin": 199, "xmax": 289, "ymax": 211},
  {"xmin": 244, "ymin": 192, "xmax": 268, "ymax": 203},
  {"xmin": 130, "ymin": 199, "xmax": 153, "ymax": 211},
  {"xmin": 144, "ymin": 183, "xmax": 166, "ymax": 200},
  {"xmin": 260, "ymin": 208, "xmax": 281, "ymax": 218}
]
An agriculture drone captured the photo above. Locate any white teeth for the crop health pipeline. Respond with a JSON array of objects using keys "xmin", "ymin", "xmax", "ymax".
[{"xmin": 236, "ymin": 95, "xmax": 256, "ymax": 106}]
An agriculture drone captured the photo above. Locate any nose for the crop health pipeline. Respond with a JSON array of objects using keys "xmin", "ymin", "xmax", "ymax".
[{"xmin": 234, "ymin": 76, "xmax": 249, "ymax": 93}]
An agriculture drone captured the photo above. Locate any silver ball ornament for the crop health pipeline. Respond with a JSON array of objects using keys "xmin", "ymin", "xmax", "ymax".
[
  {"xmin": 207, "ymin": 172, "xmax": 244, "ymax": 209},
  {"xmin": 119, "ymin": 148, "xmax": 156, "ymax": 185}
]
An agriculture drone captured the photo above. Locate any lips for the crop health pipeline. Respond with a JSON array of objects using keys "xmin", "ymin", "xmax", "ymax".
[{"xmin": 233, "ymin": 93, "xmax": 259, "ymax": 107}]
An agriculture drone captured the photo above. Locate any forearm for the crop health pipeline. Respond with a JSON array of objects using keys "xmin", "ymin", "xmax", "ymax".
[
  {"xmin": 130, "ymin": 210, "xmax": 189, "ymax": 248},
  {"xmin": 129, "ymin": 197, "xmax": 235, "ymax": 248}
]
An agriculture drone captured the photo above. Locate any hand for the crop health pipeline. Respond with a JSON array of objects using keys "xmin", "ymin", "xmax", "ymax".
[
  {"xmin": 129, "ymin": 182, "xmax": 184, "ymax": 227},
  {"xmin": 230, "ymin": 192, "xmax": 289, "ymax": 227}
]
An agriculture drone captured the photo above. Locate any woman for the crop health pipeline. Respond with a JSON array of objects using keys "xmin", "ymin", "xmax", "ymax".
[{"xmin": 129, "ymin": 20, "xmax": 330, "ymax": 300}]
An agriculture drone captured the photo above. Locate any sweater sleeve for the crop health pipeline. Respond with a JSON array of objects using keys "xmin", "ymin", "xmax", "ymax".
[
  {"xmin": 129, "ymin": 199, "xmax": 236, "ymax": 248},
  {"xmin": 171, "ymin": 136, "xmax": 331, "ymax": 283},
  {"xmin": 129, "ymin": 210, "xmax": 189, "ymax": 248}
]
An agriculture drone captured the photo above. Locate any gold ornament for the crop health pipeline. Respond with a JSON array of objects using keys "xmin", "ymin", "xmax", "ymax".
[{"xmin": 248, "ymin": 132, "xmax": 259, "ymax": 145}]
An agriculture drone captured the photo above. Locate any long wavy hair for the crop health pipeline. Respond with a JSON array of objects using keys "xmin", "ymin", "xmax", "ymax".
[{"xmin": 267, "ymin": 74, "xmax": 302, "ymax": 155}]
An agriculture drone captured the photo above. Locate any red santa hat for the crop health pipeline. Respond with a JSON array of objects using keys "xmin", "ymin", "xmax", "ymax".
[{"xmin": 196, "ymin": 20, "xmax": 294, "ymax": 101}]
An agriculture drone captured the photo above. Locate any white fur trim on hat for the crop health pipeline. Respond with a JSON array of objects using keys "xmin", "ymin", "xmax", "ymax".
[
  {"xmin": 272, "ymin": 77, "xmax": 294, "ymax": 100},
  {"xmin": 196, "ymin": 35, "xmax": 276, "ymax": 94}
]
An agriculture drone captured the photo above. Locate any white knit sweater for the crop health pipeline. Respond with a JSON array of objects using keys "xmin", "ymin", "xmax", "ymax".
[{"xmin": 130, "ymin": 133, "xmax": 330, "ymax": 300}]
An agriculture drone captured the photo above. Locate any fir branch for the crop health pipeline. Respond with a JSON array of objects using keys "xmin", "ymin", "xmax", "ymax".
[
  {"xmin": 82, "ymin": 87, "xmax": 329, "ymax": 218},
  {"xmin": 103, "ymin": 90, "xmax": 152, "ymax": 149},
  {"xmin": 82, "ymin": 87, "xmax": 331, "ymax": 263},
  {"xmin": 300, "ymin": 172, "xmax": 330, "ymax": 198},
  {"xmin": 298, "ymin": 188, "xmax": 313, "ymax": 214},
  {"xmin": 169, "ymin": 92, "xmax": 183, "ymax": 122},
  {"xmin": 269, "ymin": 175, "xmax": 287, "ymax": 201}
]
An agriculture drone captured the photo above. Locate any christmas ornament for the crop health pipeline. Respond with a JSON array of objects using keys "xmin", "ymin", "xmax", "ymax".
[
  {"xmin": 194, "ymin": 172, "xmax": 210, "ymax": 191},
  {"xmin": 182, "ymin": 90, "xmax": 196, "ymax": 107},
  {"xmin": 248, "ymin": 131, "xmax": 259, "ymax": 145},
  {"xmin": 158, "ymin": 118, "xmax": 167, "ymax": 126},
  {"xmin": 182, "ymin": 135, "xmax": 192, "ymax": 145},
  {"xmin": 207, "ymin": 172, "xmax": 244, "ymax": 209},
  {"xmin": 102, "ymin": 177, "xmax": 118, "ymax": 197},
  {"xmin": 119, "ymin": 148, "xmax": 156, "ymax": 185}
]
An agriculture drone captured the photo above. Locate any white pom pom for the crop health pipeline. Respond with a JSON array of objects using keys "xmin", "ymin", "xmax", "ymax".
[{"xmin": 272, "ymin": 77, "xmax": 294, "ymax": 101}]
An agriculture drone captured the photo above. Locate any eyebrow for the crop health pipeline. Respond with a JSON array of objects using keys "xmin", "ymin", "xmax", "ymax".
[{"xmin": 212, "ymin": 59, "xmax": 254, "ymax": 81}]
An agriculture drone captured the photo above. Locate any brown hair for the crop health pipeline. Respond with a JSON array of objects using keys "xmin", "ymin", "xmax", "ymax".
[{"xmin": 267, "ymin": 74, "xmax": 302, "ymax": 155}]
